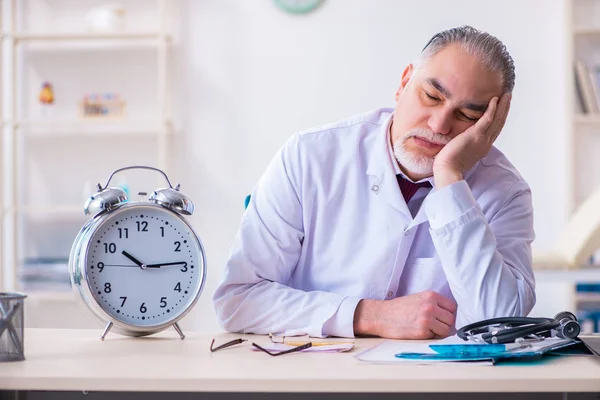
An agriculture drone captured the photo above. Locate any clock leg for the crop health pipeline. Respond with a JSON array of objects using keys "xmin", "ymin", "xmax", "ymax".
[
  {"xmin": 100, "ymin": 322, "xmax": 113, "ymax": 341},
  {"xmin": 173, "ymin": 322, "xmax": 185, "ymax": 339}
]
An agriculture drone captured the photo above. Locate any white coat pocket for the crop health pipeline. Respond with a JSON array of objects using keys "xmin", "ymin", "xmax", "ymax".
[{"xmin": 400, "ymin": 257, "xmax": 447, "ymax": 295}]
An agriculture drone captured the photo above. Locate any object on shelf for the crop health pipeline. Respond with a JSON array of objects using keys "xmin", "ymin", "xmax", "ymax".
[
  {"xmin": 19, "ymin": 257, "xmax": 70, "ymax": 292},
  {"xmin": 576, "ymin": 283, "xmax": 600, "ymax": 333},
  {"xmin": 38, "ymin": 82, "xmax": 54, "ymax": 105},
  {"xmin": 532, "ymin": 186, "xmax": 600, "ymax": 269},
  {"xmin": 115, "ymin": 176, "xmax": 130, "ymax": 200},
  {"xmin": 574, "ymin": 60, "xmax": 600, "ymax": 115},
  {"xmin": 85, "ymin": 3, "xmax": 127, "ymax": 33},
  {"xmin": 79, "ymin": 93, "xmax": 125, "ymax": 119}
]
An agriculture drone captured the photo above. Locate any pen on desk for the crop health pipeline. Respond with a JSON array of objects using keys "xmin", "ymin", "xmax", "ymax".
[
  {"xmin": 282, "ymin": 341, "xmax": 355, "ymax": 347},
  {"xmin": 267, "ymin": 333, "xmax": 354, "ymax": 347}
]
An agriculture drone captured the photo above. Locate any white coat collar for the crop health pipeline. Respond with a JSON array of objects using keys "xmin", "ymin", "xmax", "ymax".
[{"xmin": 365, "ymin": 110, "xmax": 414, "ymax": 220}]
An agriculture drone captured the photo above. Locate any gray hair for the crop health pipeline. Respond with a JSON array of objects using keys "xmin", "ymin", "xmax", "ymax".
[{"xmin": 418, "ymin": 25, "xmax": 515, "ymax": 94}]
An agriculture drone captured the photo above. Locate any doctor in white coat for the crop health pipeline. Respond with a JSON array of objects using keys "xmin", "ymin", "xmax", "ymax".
[{"xmin": 213, "ymin": 26, "xmax": 535, "ymax": 339}]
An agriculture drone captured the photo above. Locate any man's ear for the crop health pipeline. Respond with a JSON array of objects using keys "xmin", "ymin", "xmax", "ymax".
[{"xmin": 395, "ymin": 64, "xmax": 414, "ymax": 101}]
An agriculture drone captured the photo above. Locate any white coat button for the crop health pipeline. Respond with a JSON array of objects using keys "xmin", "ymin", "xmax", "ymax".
[
  {"xmin": 404, "ymin": 230, "xmax": 410, "ymax": 236},
  {"xmin": 431, "ymin": 213, "xmax": 436, "ymax": 220},
  {"xmin": 371, "ymin": 184, "xmax": 379, "ymax": 192},
  {"xmin": 387, "ymin": 291, "xmax": 393, "ymax": 298}
]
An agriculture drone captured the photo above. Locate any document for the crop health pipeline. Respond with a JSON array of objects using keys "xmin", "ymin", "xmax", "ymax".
[{"xmin": 355, "ymin": 335, "xmax": 578, "ymax": 365}]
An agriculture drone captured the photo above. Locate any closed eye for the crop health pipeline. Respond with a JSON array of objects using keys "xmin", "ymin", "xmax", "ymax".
[
  {"xmin": 460, "ymin": 112, "xmax": 479, "ymax": 122},
  {"xmin": 425, "ymin": 92, "xmax": 440, "ymax": 101}
]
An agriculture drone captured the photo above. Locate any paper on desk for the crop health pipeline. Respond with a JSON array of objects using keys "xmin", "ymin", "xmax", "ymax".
[
  {"xmin": 355, "ymin": 335, "xmax": 577, "ymax": 365},
  {"xmin": 356, "ymin": 336, "xmax": 493, "ymax": 365},
  {"xmin": 251, "ymin": 342, "xmax": 355, "ymax": 353}
]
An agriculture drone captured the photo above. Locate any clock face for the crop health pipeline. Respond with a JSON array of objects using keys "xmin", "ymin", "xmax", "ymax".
[{"xmin": 84, "ymin": 204, "xmax": 205, "ymax": 327}]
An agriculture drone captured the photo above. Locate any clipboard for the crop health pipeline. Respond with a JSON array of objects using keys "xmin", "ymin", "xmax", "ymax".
[
  {"xmin": 579, "ymin": 335, "xmax": 600, "ymax": 358},
  {"xmin": 395, "ymin": 337, "xmax": 579, "ymax": 363},
  {"xmin": 356, "ymin": 335, "xmax": 581, "ymax": 365}
]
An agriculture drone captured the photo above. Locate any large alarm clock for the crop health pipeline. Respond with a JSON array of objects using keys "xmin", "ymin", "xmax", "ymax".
[{"xmin": 69, "ymin": 166, "xmax": 207, "ymax": 340}]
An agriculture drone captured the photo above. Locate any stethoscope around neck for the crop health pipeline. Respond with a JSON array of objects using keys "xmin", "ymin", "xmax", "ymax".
[{"xmin": 456, "ymin": 311, "xmax": 581, "ymax": 344}]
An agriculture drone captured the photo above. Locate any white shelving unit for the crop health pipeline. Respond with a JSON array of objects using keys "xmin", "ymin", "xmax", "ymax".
[
  {"xmin": 0, "ymin": 0, "xmax": 176, "ymax": 298},
  {"xmin": 12, "ymin": 32, "xmax": 165, "ymax": 41},
  {"xmin": 0, "ymin": 0, "xmax": 5, "ymax": 293},
  {"xmin": 550, "ymin": 0, "xmax": 600, "ymax": 331},
  {"xmin": 570, "ymin": 0, "xmax": 600, "ymax": 210}
]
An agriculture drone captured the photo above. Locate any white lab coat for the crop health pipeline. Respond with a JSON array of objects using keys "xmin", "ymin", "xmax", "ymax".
[{"xmin": 213, "ymin": 108, "xmax": 536, "ymax": 338}]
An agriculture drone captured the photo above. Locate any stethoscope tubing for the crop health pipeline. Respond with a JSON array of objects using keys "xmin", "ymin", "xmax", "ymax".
[{"xmin": 458, "ymin": 317, "xmax": 558, "ymax": 344}]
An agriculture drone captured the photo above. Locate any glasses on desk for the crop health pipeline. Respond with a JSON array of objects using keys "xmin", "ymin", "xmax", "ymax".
[
  {"xmin": 210, "ymin": 337, "xmax": 312, "ymax": 356},
  {"xmin": 252, "ymin": 341, "xmax": 313, "ymax": 356},
  {"xmin": 210, "ymin": 333, "xmax": 350, "ymax": 356},
  {"xmin": 210, "ymin": 338, "xmax": 247, "ymax": 352}
]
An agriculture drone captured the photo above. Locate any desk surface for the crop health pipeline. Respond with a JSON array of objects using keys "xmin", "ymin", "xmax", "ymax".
[{"xmin": 1, "ymin": 329, "xmax": 600, "ymax": 393}]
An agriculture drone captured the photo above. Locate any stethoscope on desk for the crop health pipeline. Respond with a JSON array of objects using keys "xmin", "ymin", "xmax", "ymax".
[{"xmin": 457, "ymin": 311, "xmax": 581, "ymax": 344}]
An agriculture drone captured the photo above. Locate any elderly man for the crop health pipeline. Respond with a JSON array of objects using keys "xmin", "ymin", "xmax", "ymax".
[{"xmin": 213, "ymin": 25, "xmax": 535, "ymax": 339}]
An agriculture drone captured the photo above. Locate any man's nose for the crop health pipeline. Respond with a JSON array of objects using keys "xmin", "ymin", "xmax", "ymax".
[{"xmin": 427, "ymin": 108, "xmax": 452, "ymax": 136}]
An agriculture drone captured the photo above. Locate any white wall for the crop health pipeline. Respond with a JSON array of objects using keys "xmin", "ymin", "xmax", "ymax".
[{"xmin": 176, "ymin": 0, "xmax": 569, "ymax": 331}]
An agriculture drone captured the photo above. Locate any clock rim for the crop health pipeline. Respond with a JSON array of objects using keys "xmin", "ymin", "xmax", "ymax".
[{"xmin": 69, "ymin": 202, "xmax": 207, "ymax": 337}]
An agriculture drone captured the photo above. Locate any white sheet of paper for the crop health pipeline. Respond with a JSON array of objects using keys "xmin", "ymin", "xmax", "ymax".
[
  {"xmin": 355, "ymin": 338, "xmax": 493, "ymax": 365},
  {"xmin": 355, "ymin": 335, "xmax": 576, "ymax": 365}
]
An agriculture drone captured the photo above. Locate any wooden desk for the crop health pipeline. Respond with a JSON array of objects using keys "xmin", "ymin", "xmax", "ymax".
[{"xmin": 1, "ymin": 329, "xmax": 599, "ymax": 394}]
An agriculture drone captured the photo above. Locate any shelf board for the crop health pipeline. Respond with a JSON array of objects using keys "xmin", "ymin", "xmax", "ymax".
[
  {"xmin": 576, "ymin": 292, "xmax": 600, "ymax": 303},
  {"xmin": 11, "ymin": 32, "xmax": 168, "ymax": 41},
  {"xmin": 25, "ymin": 291, "xmax": 77, "ymax": 303},
  {"xmin": 16, "ymin": 119, "xmax": 171, "ymax": 138},
  {"xmin": 574, "ymin": 114, "xmax": 600, "ymax": 125},
  {"xmin": 573, "ymin": 27, "xmax": 600, "ymax": 35},
  {"xmin": 5, "ymin": 205, "xmax": 84, "ymax": 216},
  {"xmin": 535, "ymin": 268, "xmax": 600, "ymax": 283},
  {"xmin": 7, "ymin": 32, "xmax": 170, "ymax": 52}
]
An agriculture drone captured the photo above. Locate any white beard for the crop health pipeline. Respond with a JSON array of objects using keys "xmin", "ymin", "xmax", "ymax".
[
  {"xmin": 392, "ymin": 128, "xmax": 449, "ymax": 176},
  {"xmin": 393, "ymin": 140, "xmax": 435, "ymax": 176}
]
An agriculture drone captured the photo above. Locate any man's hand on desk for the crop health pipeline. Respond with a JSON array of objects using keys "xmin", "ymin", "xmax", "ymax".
[{"xmin": 353, "ymin": 291, "xmax": 457, "ymax": 339}]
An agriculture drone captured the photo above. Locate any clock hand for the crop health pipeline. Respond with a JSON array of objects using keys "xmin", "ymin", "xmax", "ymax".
[
  {"xmin": 121, "ymin": 251, "xmax": 147, "ymax": 270},
  {"xmin": 145, "ymin": 261, "xmax": 188, "ymax": 269},
  {"xmin": 102, "ymin": 264, "xmax": 140, "ymax": 267}
]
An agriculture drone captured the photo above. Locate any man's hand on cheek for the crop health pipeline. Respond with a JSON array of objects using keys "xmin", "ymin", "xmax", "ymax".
[{"xmin": 433, "ymin": 92, "xmax": 512, "ymax": 189}]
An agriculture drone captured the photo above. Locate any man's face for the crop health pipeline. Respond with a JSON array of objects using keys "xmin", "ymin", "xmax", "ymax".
[{"xmin": 391, "ymin": 43, "xmax": 504, "ymax": 178}]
